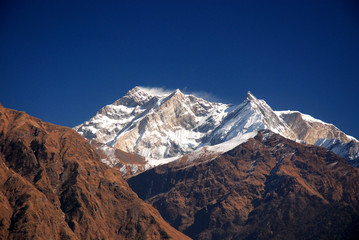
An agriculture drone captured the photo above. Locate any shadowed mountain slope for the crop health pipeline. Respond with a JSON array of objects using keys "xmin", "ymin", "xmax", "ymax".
[{"xmin": 128, "ymin": 130, "xmax": 359, "ymax": 240}]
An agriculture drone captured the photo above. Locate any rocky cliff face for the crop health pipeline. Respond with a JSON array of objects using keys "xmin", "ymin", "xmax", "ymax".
[
  {"xmin": 277, "ymin": 110, "xmax": 359, "ymax": 164},
  {"xmin": 128, "ymin": 130, "xmax": 359, "ymax": 240},
  {"xmin": 0, "ymin": 105, "xmax": 190, "ymax": 240},
  {"xmin": 113, "ymin": 89, "xmax": 228, "ymax": 158},
  {"xmin": 75, "ymin": 87, "xmax": 231, "ymax": 159},
  {"xmin": 276, "ymin": 110, "xmax": 351, "ymax": 144}
]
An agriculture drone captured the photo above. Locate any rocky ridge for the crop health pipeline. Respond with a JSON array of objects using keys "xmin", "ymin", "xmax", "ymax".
[
  {"xmin": 276, "ymin": 110, "xmax": 359, "ymax": 165},
  {"xmin": 0, "ymin": 105, "xmax": 190, "ymax": 239},
  {"xmin": 128, "ymin": 130, "xmax": 359, "ymax": 240}
]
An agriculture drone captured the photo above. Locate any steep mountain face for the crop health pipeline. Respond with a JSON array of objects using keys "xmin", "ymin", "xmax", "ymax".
[
  {"xmin": 206, "ymin": 92, "xmax": 296, "ymax": 145},
  {"xmin": 112, "ymin": 89, "xmax": 230, "ymax": 159},
  {"xmin": 277, "ymin": 111, "xmax": 359, "ymax": 165},
  {"xmin": 75, "ymin": 87, "xmax": 231, "ymax": 159},
  {"xmin": 75, "ymin": 86, "xmax": 359, "ymax": 168},
  {"xmin": 276, "ymin": 110, "xmax": 351, "ymax": 144},
  {"xmin": 0, "ymin": 105, "xmax": 190, "ymax": 240},
  {"xmin": 128, "ymin": 130, "xmax": 359, "ymax": 240}
]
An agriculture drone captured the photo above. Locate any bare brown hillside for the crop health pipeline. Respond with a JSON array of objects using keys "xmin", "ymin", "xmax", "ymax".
[
  {"xmin": 0, "ymin": 105, "xmax": 190, "ymax": 240},
  {"xmin": 128, "ymin": 130, "xmax": 359, "ymax": 240}
]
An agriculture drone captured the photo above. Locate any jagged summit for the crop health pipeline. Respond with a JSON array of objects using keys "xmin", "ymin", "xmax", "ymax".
[
  {"xmin": 125, "ymin": 86, "xmax": 146, "ymax": 98},
  {"xmin": 113, "ymin": 87, "xmax": 152, "ymax": 107},
  {"xmin": 113, "ymin": 87, "xmax": 187, "ymax": 108},
  {"xmin": 245, "ymin": 90, "xmax": 258, "ymax": 101},
  {"xmin": 164, "ymin": 88, "xmax": 184, "ymax": 101},
  {"xmin": 136, "ymin": 86, "xmax": 173, "ymax": 97},
  {"xmin": 207, "ymin": 91, "xmax": 295, "ymax": 145},
  {"xmin": 172, "ymin": 88, "xmax": 183, "ymax": 95},
  {"xmin": 75, "ymin": 86, "xmax": 359, "ymax": 168},
  {"xmin": 129, "ymin": 86, "xmax": 142, "ymax": 93}
]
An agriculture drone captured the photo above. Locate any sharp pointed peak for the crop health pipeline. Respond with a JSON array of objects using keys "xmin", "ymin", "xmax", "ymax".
[
  {"xmin": 123, "ymin": 86, "xmax": 149, "ymax": 98},
  {"xmin": 173, "ymin": 88, "xmax": 183, "ymax": 95},
  {"xmin": 127, "ymin": 86, "xmax": 145, "ymax": 93},
  {"xmin": 132, "ymin": 86, "xmax": 142, "ymax": 91},
  {"xmin": 241, "ymin": 91, "xmax": 274, "ymax": 112},
  {"xmin": 112, "ymin": 88, "xmax": 148, "ymax": 107},
  {"xmin": 246, "ymin": 91, "xmax": 258, "ymax": 102},
  {"xmin": 165, "ymin": 89, "xmax": 185, "ymax": 100}
]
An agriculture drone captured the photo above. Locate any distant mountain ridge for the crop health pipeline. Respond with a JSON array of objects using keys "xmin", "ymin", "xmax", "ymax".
[{"xmin": 75, "ymin": 86, "xmax": 359, "ymax": 169}]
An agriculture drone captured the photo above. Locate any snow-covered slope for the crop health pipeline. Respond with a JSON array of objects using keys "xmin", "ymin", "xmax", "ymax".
[
  {"xmin": 206, "ymin": 92, "xmax": 296, "ymax": 145},
  {"xmin": 75, "ymin": 86, "xmax": 359, "ymax": 169},
  {"xmin": 315, "ymin": 138, "xmax": 359, "ymax": 163},
  {"xmin": 75, "ymin": 87, "xmax": 163, "ymax": 145}
]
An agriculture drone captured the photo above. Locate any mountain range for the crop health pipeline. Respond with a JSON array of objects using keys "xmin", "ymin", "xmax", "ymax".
[
  {"xmin": 74, "ymin": 87, "xmax": 359, "ymax": 239},
  {"xmin": 2, "ymin": 86, "xmax": 359, "ymax": 239},
  {"xmin": 75, "ymin": 87, "xmax": 359, "ymax": 176}
]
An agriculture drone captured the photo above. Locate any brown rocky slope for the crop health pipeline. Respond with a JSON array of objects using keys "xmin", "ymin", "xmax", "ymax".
[
  {"xmin": 128, "ymin": 130, "xmax": 359, "ymax": 240},
  {"xmin": 0, "ymin": 105, "xmax": 190, "ymax": 240}
]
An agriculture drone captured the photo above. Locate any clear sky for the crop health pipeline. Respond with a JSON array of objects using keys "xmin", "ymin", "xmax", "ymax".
[{"xmin": 1, "ymin": 0, "xmax": 359, "ymax": 138}]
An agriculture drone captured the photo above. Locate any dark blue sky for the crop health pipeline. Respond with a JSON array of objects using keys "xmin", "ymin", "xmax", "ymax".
[{"xmin": 1, "ymin": 0, "xmax": 359, "ymax": 138}]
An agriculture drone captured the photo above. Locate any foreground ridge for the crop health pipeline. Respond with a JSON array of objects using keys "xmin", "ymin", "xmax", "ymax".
[
  {"xmin": 0, "ymin": 105, "xmax": 190, "ymax": 239},
  {"xmin": 128, "ymin": 130, "xmax": 359, "ymax": 240}
]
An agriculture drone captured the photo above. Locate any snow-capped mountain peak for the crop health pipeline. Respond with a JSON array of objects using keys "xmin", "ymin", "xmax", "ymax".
[
  {"xmin": 113, "ymin": 86, "xmax": 156, "ymax": 107},
  {"xmin": 136, "ymin": 86, "xmax": 173, "ymax": 97},
  {"xmin": 75, "ymin": 88, "xmax": 294, "ymax": 159},
  {"xmin": 75, "ymin": 87, "xmax": 359, "ymax": 169},
  {"xmin": 245, "ymin": 91, "xmax": 257, "ymax": 101},
  {"xmin": 206, "ymin": 91, "xmax": 295, "ymax": 145}
]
